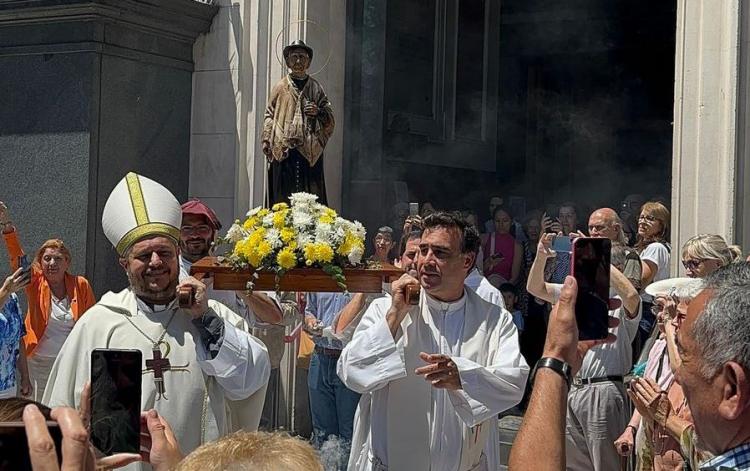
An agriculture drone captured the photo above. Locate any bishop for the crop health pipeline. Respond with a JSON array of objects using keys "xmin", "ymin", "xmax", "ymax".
[{"xmin": 43, "ymin": 172, "xmax": 271, "ymax": 470}]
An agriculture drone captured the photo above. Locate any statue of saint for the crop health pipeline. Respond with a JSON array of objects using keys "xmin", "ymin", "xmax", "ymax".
[{"xmin": 262, "ymin": 39, "xmax": 335, "ymax": 205}]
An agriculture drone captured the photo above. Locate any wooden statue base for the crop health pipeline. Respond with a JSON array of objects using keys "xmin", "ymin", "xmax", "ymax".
[{"xmin": 189, "ymin": 256, "xmax": 404, "ymax": 293}]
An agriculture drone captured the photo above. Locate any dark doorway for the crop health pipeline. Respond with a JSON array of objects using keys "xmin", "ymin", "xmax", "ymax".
[{"xmin": 344, "ymin": 0, "xmax": 677, "ymax": 237}]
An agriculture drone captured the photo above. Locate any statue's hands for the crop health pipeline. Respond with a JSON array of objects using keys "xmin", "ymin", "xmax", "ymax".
[
  {"xmin": 262, "ymin": 141, "xmax": 272, "ymax": 161},
  {"xmin": 304, "ymin": 102, "xmax": 319, "ymax": 117}
]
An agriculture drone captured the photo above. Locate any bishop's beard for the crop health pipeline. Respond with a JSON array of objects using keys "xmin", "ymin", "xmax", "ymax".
[{"xmin": 128, "ymin": 270, "xmax": 179, "ymax": 304}]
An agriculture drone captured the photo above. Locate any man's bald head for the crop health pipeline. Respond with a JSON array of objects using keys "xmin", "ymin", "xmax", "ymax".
[{"xmin": 588, "ymin": 208, "xmax": 625, "ymax": 243}]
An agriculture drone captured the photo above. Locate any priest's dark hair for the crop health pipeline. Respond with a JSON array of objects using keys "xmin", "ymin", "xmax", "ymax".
[{"xmin": 423, "ymin": 211, "xmax": 481, "ymax": 255}]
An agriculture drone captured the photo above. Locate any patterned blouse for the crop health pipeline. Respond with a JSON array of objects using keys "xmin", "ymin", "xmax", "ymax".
[{"xmin": 0, "ymin": 293, "xmax": 25, "ymax": 391}]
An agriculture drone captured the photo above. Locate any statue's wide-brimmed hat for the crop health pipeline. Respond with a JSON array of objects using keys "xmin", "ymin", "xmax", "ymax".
[
  {"xmin": 102, "ymin": 172, "xmax": 182, "ymax": 256},
  {"xmin": 283, "ymin": 39, "xmax": 314, "ymax": 61}
]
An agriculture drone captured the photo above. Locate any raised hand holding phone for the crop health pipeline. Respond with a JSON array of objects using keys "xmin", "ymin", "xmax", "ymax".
[{"xmin": 571, "ymin": 237, "xmax": 611, "ymax": 340}]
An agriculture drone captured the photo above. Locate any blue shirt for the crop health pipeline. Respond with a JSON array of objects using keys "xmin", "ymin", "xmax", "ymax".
[
  {"xmin": 700, "ymin": 443, "xmax": 750, "ymax": 471},
  {"xmin": 0, "ymin": 294, "xmax": 25, "ymax": 391},
  {"xmin": 305, "ymin": 292, "xmax": 352, "ymax": 350}
]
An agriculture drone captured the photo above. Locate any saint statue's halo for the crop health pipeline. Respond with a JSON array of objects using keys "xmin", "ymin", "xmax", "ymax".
[{"xmin": 274, "ymin": 19, "xmax": 332, "ymax": 76}]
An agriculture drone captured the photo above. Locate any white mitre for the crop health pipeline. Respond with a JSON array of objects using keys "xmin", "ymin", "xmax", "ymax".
[{"xmin": 102, "ymin": 172, "xmax": 182, "ymax": 255}]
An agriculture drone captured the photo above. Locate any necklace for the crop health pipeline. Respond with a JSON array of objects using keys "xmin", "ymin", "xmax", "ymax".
[{"xmin": 124, "ymin": 308, "xmax": 189, "ymax": 400}]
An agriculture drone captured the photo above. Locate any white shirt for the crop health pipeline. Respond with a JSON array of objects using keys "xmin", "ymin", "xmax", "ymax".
[
  {"xmin": 550, "ymin": 284, "xmax": 641, "ymax": 378},
  {"xmin": 464, "ymin": 268, "xmax": 506, "ymax": 310},
  {"xmin": 640, "ymin": 242, "xmax": 671, "ymax": 301},
  {"xmin": 34, "ymin": 297, "xmax": 75, "ymax": 358}
]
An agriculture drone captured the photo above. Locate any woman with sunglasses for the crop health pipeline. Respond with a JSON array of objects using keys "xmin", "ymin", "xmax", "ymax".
[
  {"xmin": 680, "ymin": 234, "xmax": 741, "ymax": 278},
  {"xmin": 632, "ymin": 202, "xmax": 671, "ymax": 358}
]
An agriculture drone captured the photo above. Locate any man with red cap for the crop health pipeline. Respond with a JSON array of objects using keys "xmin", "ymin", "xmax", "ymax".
[
  {"xmin": 179, "ymin": 198, "xmax": 283, "ymax": 325},
  {"xmin": 179, "ymin": 199, "xmax": 296, "ymax": 429}
]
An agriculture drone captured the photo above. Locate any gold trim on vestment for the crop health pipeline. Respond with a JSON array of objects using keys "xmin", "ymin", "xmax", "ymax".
[
  {"xmin": 126, "ymin": 172, "xmax": 150, "ymax": 225},
  {"xmin": 116, "ymin": 223, "xmax": 180, "ymax": 255}
]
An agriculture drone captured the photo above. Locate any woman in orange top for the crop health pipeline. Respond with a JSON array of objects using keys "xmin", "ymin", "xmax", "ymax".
[{"xmin": 0, "ymin": 202, "xmax": 95, "ymax": 402}]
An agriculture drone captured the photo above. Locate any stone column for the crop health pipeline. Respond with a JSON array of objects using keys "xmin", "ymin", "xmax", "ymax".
[
  {"xmin": 670, "ymin": 0, "xmax": 741, "ymax": 274},
  {"xmin": 0, "ymin": 0, "xmax": 217, "ymax": 295}
]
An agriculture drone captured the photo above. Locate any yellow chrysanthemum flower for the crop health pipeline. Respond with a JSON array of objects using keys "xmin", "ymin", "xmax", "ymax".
[
  {"xmin": 315, "ymin": 243, "xmax": 334, "ymax": 263},
  {"xmin": 303, "ymin": 243, "xmax": 316, "ymax": 263},
  {"xmin": 247, "ymin": 228, "xmax": 266, "ymax": 246},
  {"xmin": 257, "ymin": 208, "xmax": 270, "ymax": 218},
  {"xmin": 276, "ymin": 248, "xmax": 297, "ymax": 269},
  {"xmin": 247, "ymin": 250, "xmax": 263, "ymax": 268},
  {"xmin": 243, "ymin": 217, "xmax": 259, "ymax": 230},
  {"xmin": 271, "ymin": 202, "xmax": 288, "ymax": 211},
  {"xmin": 256, "ymin": 240, "xmax": 273, "ymax": 259},
  {"xmin": 280, "ymin": 228, "xmax": 296, "ymax": 243},
  {"xmin": 272, "ymin": 210, "xmax": 288, "ymax": 229}
]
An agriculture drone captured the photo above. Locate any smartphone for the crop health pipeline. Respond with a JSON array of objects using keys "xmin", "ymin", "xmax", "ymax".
[
  {"xmin": 409, "ymin": 202, "xmax": 419, "ymax": 216},
  {"xmin": 0, "ymin": 421, "xmax": 62, "ymax": 470},
  {"xmin": 551, "ymin": 235, "xmax": 572, "ymax": 253},
  {"xmin": 18, "ymin": 254, "xmax": 30, "ymax": 271},
  {"xmin": 571, "ymin": 237, "xmax": 611, "ymax": 340},
  {"xmin": 90, "ymin": 349, "xmax": 142, "ymax": 455}
]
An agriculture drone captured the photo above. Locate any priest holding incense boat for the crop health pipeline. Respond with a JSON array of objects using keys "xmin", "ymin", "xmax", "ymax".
[
  {"xmin": 44, "ymin": 172, "xmax": 270, "ymax": 470},
  {"xmin": 338, "ymin": 211, "xmax": 529, "ymax": 471}
]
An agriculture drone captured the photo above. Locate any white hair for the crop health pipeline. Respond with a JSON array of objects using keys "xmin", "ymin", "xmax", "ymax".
[
  {"xmin": 692, "ymin": 263, "xmax": 750, "ymax": 378},
  {"xmin": 673, "ymin": 279, "xmax": 705, "ymax": 303}
]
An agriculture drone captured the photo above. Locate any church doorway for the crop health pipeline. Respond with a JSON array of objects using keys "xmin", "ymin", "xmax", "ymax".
[{"xmin": 343, "ymin": 0, "xmax": 677, "ymax": 237}]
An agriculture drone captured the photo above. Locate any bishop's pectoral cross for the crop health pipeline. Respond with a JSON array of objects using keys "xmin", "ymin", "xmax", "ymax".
[{"xmin": 143, "ymin": 342, "xmax": 189, "ymax": 400}]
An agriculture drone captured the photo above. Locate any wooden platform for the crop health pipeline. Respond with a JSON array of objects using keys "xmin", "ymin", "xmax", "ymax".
[{"xmin": 189, "ymin": 256, "xmax": 404, "ymax": 293}]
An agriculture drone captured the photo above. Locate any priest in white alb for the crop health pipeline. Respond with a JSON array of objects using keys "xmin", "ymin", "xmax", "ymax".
[
  {"xmin": 338, "ymin": 212, "xmax": 529, "ymax": 471},
  {"xmin": 43, "ymin": 172, "xmax": 271, "ymax": 470}
]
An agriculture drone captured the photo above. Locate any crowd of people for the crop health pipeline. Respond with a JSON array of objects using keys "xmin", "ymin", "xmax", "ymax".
[{"xmin": 1, "ymin": 180, "xmax": 749, "ymax": 471}]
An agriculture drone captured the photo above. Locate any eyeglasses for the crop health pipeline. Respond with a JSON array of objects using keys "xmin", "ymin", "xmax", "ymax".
[
  {"xmin": 181, "ymin": 225, "xmax": 212, "ymax": 236},
  {"xmin": 588, "ymin": 224, "xmax": 608, "ymax": 232},
  {"xmin": 682, "ymin": 259, "xmax": 716, "ymax": 271},
  {"xmin": 638, "ymin": 214, "xmax": 657, "ymax": 222}
]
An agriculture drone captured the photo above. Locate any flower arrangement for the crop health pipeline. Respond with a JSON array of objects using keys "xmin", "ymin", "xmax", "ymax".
[{"xmin": 221, "ymin": 192, "xmax": 366, "ymax": 290}]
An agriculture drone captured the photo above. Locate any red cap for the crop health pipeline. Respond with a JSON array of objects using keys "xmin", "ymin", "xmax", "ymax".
[{"xmin": 181, "ymin": 198, "xmax": 222, "ymax": 231}]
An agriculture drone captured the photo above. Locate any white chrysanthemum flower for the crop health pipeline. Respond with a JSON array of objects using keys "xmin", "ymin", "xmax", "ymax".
[
  {"xmin": 352, "ymin": 221, "xmax": 366, "ymax": 239},
  {"xmin": 297, "ymin": 232, "xmax": 314, "ymax": 248},
  {"xmin": 264, "ymin": 228, "xmax": 282, "ymax": 248},
  {"xmin": 315, "ymin": 223, "xmax": 333, "ymax": 244},
  {"xmin": 246, "ymin": 206, "xmax": 262, "ymax": 217},
  {"xmin": 348, "ymin": 246, "xmax": 364, "ymax": 265},
  {"xmin": 225, "ymin": 223, "xmax": 247, "ymax": 243},
  {"xmin": 289, "ymin": 192, "xmax": 318, "ymax": 207},
  {"xmin": 292, "ymin": 210, "xmax": 314, "ymax": 228}
]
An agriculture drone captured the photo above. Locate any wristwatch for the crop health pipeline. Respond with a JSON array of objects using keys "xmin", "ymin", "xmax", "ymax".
[{"xmin": 532, "ymin": 357, "xmax": 573, "ymax": 389}]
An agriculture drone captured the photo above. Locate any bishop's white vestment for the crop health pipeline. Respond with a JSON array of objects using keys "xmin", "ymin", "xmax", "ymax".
[
  {"xmin": 44, "ymin": 288, "xmax": 271, "ymax": 471},
  {"xmin": 338, "ymin": 287, "xmax": 529, "ymax": 471}
]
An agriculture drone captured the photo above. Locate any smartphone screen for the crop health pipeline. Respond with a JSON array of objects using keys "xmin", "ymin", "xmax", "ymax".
[
  {"xmin": 0, "ymin": 421, "xmax": 62, "ymax": 470},
  {"xmin": 551, "ymin": 235, "xmax": 572, "ymax": 253},
  {"xmin": 571, "ymin": 238, "xmax": 611, "ymax": 340},
  {"xmin": 90, "ymin": 349, "xmax": 142, "ymax": 455},
  {"xmin": 409, "ymin": 202, "xmax": 419, "ymax": 216}
]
